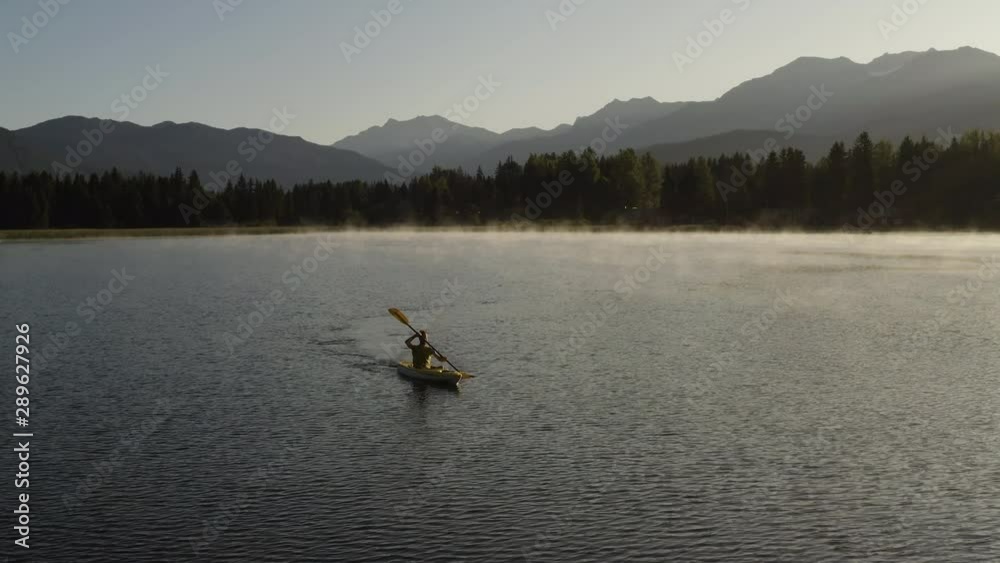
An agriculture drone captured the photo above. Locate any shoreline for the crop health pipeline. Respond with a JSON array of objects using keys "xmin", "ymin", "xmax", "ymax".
[
  {"xmin": 3, "ymin": 225, "xmax": 1000, "ymax": 241},
  {"xmin": 0, "ymin": 226, "xmax": 330, "ymax": 241}
]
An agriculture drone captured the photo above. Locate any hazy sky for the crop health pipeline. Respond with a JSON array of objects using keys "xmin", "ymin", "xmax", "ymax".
[{"xmin": 3, "ymin": 0, "xmax": 998, "ymax": 144}]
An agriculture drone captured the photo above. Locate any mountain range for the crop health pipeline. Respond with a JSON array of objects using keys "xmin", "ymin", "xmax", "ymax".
[
  {"xmin": 4, "ymin": 47, "xmax": 999, "ymax": 187},
  {"xmin": 332, "ymin": 97, "xmax": 688, "ymax": 174},
  {"xmin": 337, "ymin": 46, "xmax": 1000, "ymax": 172},
  {"xmin": 1, "ymin": 118, "xmax": 388, "ymax": 186}
]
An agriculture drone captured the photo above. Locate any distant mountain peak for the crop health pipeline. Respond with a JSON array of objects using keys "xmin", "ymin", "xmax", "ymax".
[
  {"xmin": 573, "ymin": 97, "xmax": 686, "ymax": 128},
  {"xmin": 924, "ymin": 45, "xmax": 997, "ymax": 59},
  {"xmin": 771, "ymin": 55, "xmax": 859, "ymax": 76},
  {"xmin": 864, "ymin": 47, "xmax": 1000, "ymax": 78},
  {"xmin": 34, "ymin": 115, "xmax": 102, "ymax": 126},
  {"xmin": 764, "ymin": 47, "xmax": 996, "ymax": 79},
  {"xmin": 868, "ymin": 50, "xmax": 921, "ymax": 68},
  {"xmin": 386, "ymin": 114, "xmax": 444, "ymax": 123},
  {"xmin": 601, "ymin": 96, "xmax": 662, "ymax": 109},
  {"xmin": 334, "ymin": 113, "xmax": 507, "ymax": 171}
]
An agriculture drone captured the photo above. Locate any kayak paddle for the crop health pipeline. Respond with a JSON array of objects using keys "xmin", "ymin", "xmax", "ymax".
[{"xmin": 387, "ymin": 307, "xmax": 464, "ymax": 376}]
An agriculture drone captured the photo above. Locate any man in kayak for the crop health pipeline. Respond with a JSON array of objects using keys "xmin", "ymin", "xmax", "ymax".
[{"xmin": 405, "ymin": 330, "xmax": 447, "ymax": 369}]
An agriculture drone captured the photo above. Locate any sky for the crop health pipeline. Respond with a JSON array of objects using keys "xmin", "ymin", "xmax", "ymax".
[{"xmin": 3, "ymin": 0, "xmax": 999, "ymax": 145}]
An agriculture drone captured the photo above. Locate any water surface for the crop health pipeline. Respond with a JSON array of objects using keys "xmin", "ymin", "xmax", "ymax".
[{"xmin": 2, "ymin": 232, "xmax": 999, "ymax": 562}]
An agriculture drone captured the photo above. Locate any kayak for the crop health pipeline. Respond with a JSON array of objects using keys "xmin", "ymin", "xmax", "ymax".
[{"xmin": 396, "ymin": 361, "xmax": 474, "ymax": 386}]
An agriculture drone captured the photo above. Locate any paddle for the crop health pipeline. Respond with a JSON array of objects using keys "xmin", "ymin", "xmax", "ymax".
[{"xmin": 387, "ymin": 308, "xmax": 464, "ymax": 379}]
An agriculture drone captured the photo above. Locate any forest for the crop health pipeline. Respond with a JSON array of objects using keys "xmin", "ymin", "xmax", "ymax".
[{"xmin": 3, "ymin": 130, "xmax": 999, "ymax": 231}]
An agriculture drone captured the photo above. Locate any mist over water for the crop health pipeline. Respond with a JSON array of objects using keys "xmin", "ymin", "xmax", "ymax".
[{"xmin": 3, "ymin": 232, "xmax": 999, "ymax": 561}]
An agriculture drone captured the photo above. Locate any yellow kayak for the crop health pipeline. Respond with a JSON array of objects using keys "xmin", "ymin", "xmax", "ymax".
[{"xmin": 396, "ymin": 361, "xmax": 474, "ymax": 385}]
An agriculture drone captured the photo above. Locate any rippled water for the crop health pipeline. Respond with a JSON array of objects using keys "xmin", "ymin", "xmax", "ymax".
[{"xmin": 3, "ymin": 232, "xmax": 1000, "ymax": 562}]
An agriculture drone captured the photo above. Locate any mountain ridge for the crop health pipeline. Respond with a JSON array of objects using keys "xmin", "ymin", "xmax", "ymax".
[
  {"xmin": 2, "ymin": 117, "xmax": 388, "ymax": 186},
  {"xmin": 621, "ymin": 46, "xmax": 1000, "ymax": 150},
  {"xmin": 331, "ymin": 47, "xmax": 1000, "ymax": 172},
  {"xmin": 6, "ymin": 47, "xmax": 1000, "ymax": 184}
]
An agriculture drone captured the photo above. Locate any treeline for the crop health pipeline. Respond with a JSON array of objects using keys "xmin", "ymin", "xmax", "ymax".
[{"xmin": 3, "ymin": 130, "xmax": 1000, "ymax": 230}]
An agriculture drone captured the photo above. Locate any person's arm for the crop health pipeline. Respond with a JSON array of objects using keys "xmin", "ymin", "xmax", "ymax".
[
  {"xmin": 405, "ymin": 334, "xmax": 419, "ymax": 349},
  {"xmin": 434, "ymin": 351, "xmax": 448, "ymax": 362}
]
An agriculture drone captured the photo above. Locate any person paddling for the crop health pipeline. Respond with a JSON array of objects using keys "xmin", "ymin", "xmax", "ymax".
[{"xmin": 405, "ymin": 330, "xmax": 447, "ymax": 369}]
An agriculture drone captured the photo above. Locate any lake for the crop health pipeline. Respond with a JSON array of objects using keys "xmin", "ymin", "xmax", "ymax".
[{"xmin": 3, "ymin": 231, "xmax": 999, "ymax": 562}]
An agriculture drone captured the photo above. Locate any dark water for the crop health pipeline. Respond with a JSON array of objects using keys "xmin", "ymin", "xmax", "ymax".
[{"xmin": 2, "ymin": 232, "xmax": 999, "ymax": 562}]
